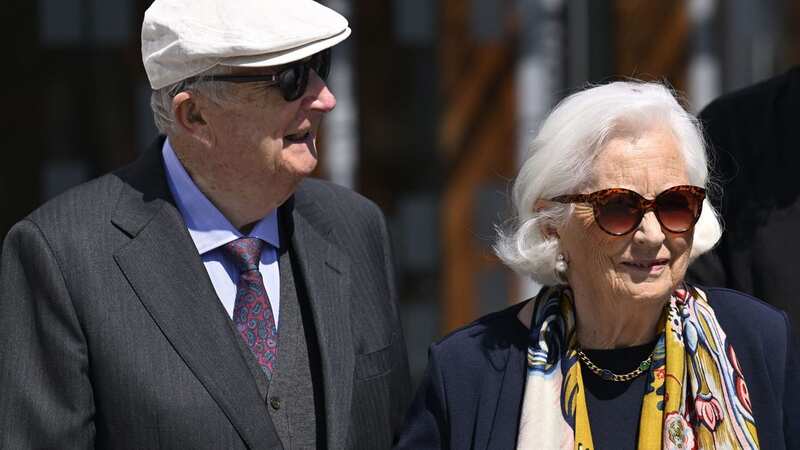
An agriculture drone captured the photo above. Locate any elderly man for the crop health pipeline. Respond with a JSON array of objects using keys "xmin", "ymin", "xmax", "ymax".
[
  {"xmin": 0, "ymin": 0, "xmax": 411, "ymax": 448},
  {"xmin": 687, "ymin": 67, "xmax": 800, "ymax": 336}
]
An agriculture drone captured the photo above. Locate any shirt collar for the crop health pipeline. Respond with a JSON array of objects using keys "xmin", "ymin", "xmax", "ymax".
[{"xmin": 162, "ymin": 138, "xmax": 280, "ymax": 255}]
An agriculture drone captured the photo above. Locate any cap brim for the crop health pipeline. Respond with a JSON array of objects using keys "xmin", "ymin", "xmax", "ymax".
[{"xmin": 221, "ymin": 27, "xmax": 351, "ymax": 68}]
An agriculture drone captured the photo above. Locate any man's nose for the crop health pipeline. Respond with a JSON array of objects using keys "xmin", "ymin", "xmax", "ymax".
[{"xmin": 304, "ymin": 70, "xmax": 336, "ymax": 112}]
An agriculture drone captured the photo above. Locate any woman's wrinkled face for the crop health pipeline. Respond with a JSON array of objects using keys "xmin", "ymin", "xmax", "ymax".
[{"xmin": 556, "ymin": 127, "xmax": 694, "ymax": 304}]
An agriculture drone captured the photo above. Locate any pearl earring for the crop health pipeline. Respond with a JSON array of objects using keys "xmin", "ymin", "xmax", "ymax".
[{"xmin": 554, "ymin": 253, "xmax": 569, "ymax": 283}]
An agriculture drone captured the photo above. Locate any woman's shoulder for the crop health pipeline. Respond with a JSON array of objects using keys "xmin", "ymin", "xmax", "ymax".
[
  {"xmin": 701, "ymin": 286, "xmax": 790, "ymax": 340},
  {"xmin": 429, "ymin": 301, "xmax": 529, "ymax": 366},
  {"xmin": 700, "ymin": 286, "xmax": 793, "ymax": 379},
  {"xmin": 698, "ymin": 287, "xmax": 799, "ymax": 449}
]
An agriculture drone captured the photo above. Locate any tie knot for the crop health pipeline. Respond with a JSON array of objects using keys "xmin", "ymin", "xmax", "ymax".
[{"xmin": 223, "ymin": 237, "xmax": 265, "ymax": 273}]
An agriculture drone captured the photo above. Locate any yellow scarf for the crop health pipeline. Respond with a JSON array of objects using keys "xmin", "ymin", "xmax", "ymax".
[{"xmin": 516, "ymin": 284, "xmax": 759, "ymax": 449}]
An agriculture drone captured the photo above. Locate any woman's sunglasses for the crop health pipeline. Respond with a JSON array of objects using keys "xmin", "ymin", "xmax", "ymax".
[
  {"xmin": 550, "ymin": 185, "xmax": 705, "ymax": 236},
  {"xmin": 175, "ymin": 49, "xmax": 332, "ymax": 102}
]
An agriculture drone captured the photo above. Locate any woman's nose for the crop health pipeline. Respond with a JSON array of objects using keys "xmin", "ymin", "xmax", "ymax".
[{"xmin": 633, "ymin": 211, "xmax": 666, "ymax": 246}]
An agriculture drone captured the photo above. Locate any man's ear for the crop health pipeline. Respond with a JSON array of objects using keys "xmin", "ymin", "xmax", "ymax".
[{"xmin": 173, "ymin": 92, "xmax": 212, "ymax": 146}]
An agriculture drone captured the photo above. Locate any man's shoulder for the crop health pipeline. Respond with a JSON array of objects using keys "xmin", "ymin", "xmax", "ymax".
[
  {"xmin": 2, "ymin": 172, "xmax": 129, "ymax": 264},
  {"xmin": 701, "ymin": 66, "xmax": 800, "ymax": 120},
  {"xmin": 297, "ymin": 178, "xmax": 376, "ymax": 206},
  {"xmin": 295, "ymin": 178, "xmax": 384, "ymax": 222},
  {"xmin": 30, "ymin": 139, "xmax": 163, "ymax": 226},
  {"xmin": 26, "ymin": 173, "xmax": 126, "ymax": 232}
]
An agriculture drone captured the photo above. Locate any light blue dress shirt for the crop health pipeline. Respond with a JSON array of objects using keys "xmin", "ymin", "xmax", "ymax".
[{"xmin": 162, "ymin": 139, "xmax": 281, "ymax": 325}]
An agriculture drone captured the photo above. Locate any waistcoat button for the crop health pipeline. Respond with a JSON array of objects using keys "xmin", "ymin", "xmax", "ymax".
[{"xmin": 270, "ymin": 397, "xmax": 282, "ymax": 410}]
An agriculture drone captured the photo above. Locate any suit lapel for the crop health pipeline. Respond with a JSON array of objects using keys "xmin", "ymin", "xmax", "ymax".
[
  {"xmin": 284, "ymin": 188, "xmax": 354, "ymax": 450},
  {"xmin": 483, "ymin": 339, "xmax": 526, "ymax": 449},
  {"xmin": 111, "ymin": 140, "xmax": 282, "ymax": 449},
  {"xmin": 475, "ymin": 305, "xmax": 529, "ymax": 449},
  {"xmin": 471, "ymin": 339, "xmax": 512, "ymax": 450}
]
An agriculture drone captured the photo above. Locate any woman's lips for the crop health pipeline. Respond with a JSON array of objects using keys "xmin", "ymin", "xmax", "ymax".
[{"xmin": 620, "ymin": 259, "xmax": 669, "ymax": 274}]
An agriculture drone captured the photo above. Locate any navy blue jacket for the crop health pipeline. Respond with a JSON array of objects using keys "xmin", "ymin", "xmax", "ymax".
[{"xmin": 396, "ymin": 287, "xmax": 800, "ymax": 449}]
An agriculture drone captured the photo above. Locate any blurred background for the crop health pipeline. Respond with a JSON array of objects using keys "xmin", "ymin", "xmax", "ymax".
[{"xmin": 3, "ymin": 0, "xmax": 800, "ymax": 382}]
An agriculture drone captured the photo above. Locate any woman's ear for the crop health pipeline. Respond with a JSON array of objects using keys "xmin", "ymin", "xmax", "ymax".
[
  {"xmin": 534, "ymin": 199, "xmax": 560, "ymax": 239},
  {"xmin": 533, "ymin": 199, "xmax": 549, "ymax": 211},
  {"xmin": 540, "ymin": 223, "xmax": 559, "ymax": 239}
]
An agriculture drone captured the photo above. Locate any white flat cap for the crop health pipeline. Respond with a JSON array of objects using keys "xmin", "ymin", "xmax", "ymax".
[{"xmin": 142, "ymin": 0, "xmax": 351, "ymax": 90}]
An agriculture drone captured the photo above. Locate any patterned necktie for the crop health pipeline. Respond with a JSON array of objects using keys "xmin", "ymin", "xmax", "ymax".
[{"xmin": 223, "ymin": 237, "xmax": 278, "ymax": 379}]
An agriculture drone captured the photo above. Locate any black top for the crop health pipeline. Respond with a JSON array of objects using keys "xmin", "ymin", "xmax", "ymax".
[
  {"xmin": 395, "ymin": 287, "xmax": 799, "ymax": 450},
  {"xmin": 582, "ymin": 341, "xmax": 657, "ymax": 450}
]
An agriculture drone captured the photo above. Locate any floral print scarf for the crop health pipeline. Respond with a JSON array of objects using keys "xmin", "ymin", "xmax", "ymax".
[{"xmin": 516, "ymin": 284, "xmax": 759, "ymax": 449}]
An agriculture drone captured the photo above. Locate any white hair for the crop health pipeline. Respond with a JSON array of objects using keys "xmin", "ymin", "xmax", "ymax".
[
  {"xmin": 149, "ymin": 65, "xmax": 237, "ymax": 134},
  {"xmin": 494, "ymin": 81, "xmax": 723, "ymax": 285}
]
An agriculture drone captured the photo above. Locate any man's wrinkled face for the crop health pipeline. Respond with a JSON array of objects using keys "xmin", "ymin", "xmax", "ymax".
[
  {"xmin": 199, "ymin": 66, "xmax": 336, "ymax": 192},
  {"xmin": 556, "ymin": 127, "xmax": 694, "ymax": 304}
]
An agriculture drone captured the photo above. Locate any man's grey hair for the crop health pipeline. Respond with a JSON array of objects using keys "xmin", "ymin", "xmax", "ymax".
[
  {"xmin": 494, "ymin": 81, "xmax": 723, "ymax": 286},
  {"xmin": 150, "ymin": 65, "xmax": 237, "ymax": 134}
]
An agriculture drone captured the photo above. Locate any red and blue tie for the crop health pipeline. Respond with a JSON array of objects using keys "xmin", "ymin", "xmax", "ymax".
[{"xmin": 223, "ymin": 237, "xmax": 278, "ymax": 379}]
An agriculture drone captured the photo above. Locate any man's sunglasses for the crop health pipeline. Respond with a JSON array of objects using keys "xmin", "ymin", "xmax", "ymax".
[
  {"xmin": 550, "ymin": 185, "xmax": 705, "ymax": 236},
  {"xmin": 176, "ymin": 49, "xmax": 331, "ymax": 102}
]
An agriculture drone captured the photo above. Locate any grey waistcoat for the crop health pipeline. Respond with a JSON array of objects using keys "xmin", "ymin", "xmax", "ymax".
[{"xmin": 230, "ymin": 244, "xmax": 324, "ymax": 449}]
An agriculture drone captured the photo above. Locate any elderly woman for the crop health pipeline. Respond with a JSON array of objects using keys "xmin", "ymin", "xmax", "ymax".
[{"xmin": 396, "ymin": 82, "xmax": 799, "ymax": 449}]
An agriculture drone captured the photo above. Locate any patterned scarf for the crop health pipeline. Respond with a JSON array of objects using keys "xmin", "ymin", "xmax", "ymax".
[{"xmin": 516, "ymin": 284, "xmax": 759, "ymax": 449}]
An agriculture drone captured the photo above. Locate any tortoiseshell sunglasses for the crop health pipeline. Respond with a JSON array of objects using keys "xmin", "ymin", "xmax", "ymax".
[{"xmin": 550, "ymin": 185, "xmax": 705, "ymax": 236}]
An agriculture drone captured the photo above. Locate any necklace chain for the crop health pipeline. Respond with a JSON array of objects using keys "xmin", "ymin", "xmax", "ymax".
[{"xmin": 576, "ymin": 347, "xmax": 654, "ymax": 382}]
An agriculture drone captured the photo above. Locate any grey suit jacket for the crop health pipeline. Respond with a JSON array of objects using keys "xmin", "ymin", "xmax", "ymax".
[{"xmin": 0, "ymin": 139, "xmax": 412, "ymax": 449}]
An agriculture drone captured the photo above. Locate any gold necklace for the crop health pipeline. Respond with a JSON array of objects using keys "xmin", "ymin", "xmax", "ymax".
[{"xmin": 576, "ymin": 347, "xmax": 654, "ymax": 382}]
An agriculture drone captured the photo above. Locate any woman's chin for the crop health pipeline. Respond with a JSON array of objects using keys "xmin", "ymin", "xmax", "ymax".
[{"xmin": 615, "ymin": 275, "xmax": 675, "ymax": 304}]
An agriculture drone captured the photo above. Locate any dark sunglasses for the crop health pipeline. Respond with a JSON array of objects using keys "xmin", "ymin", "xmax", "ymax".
[
  {"xmin": 550, "ymin": 185, "xmax": 705, "ymax": 236},
  {"xmin": 175, "ymin": 49, "xmax": 331, "ymax": 102}
]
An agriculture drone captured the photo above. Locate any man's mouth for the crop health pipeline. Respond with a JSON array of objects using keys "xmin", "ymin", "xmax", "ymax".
[{"xmin": 285, "ymin": 130, "xmax": 311, "ymax": 143}]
